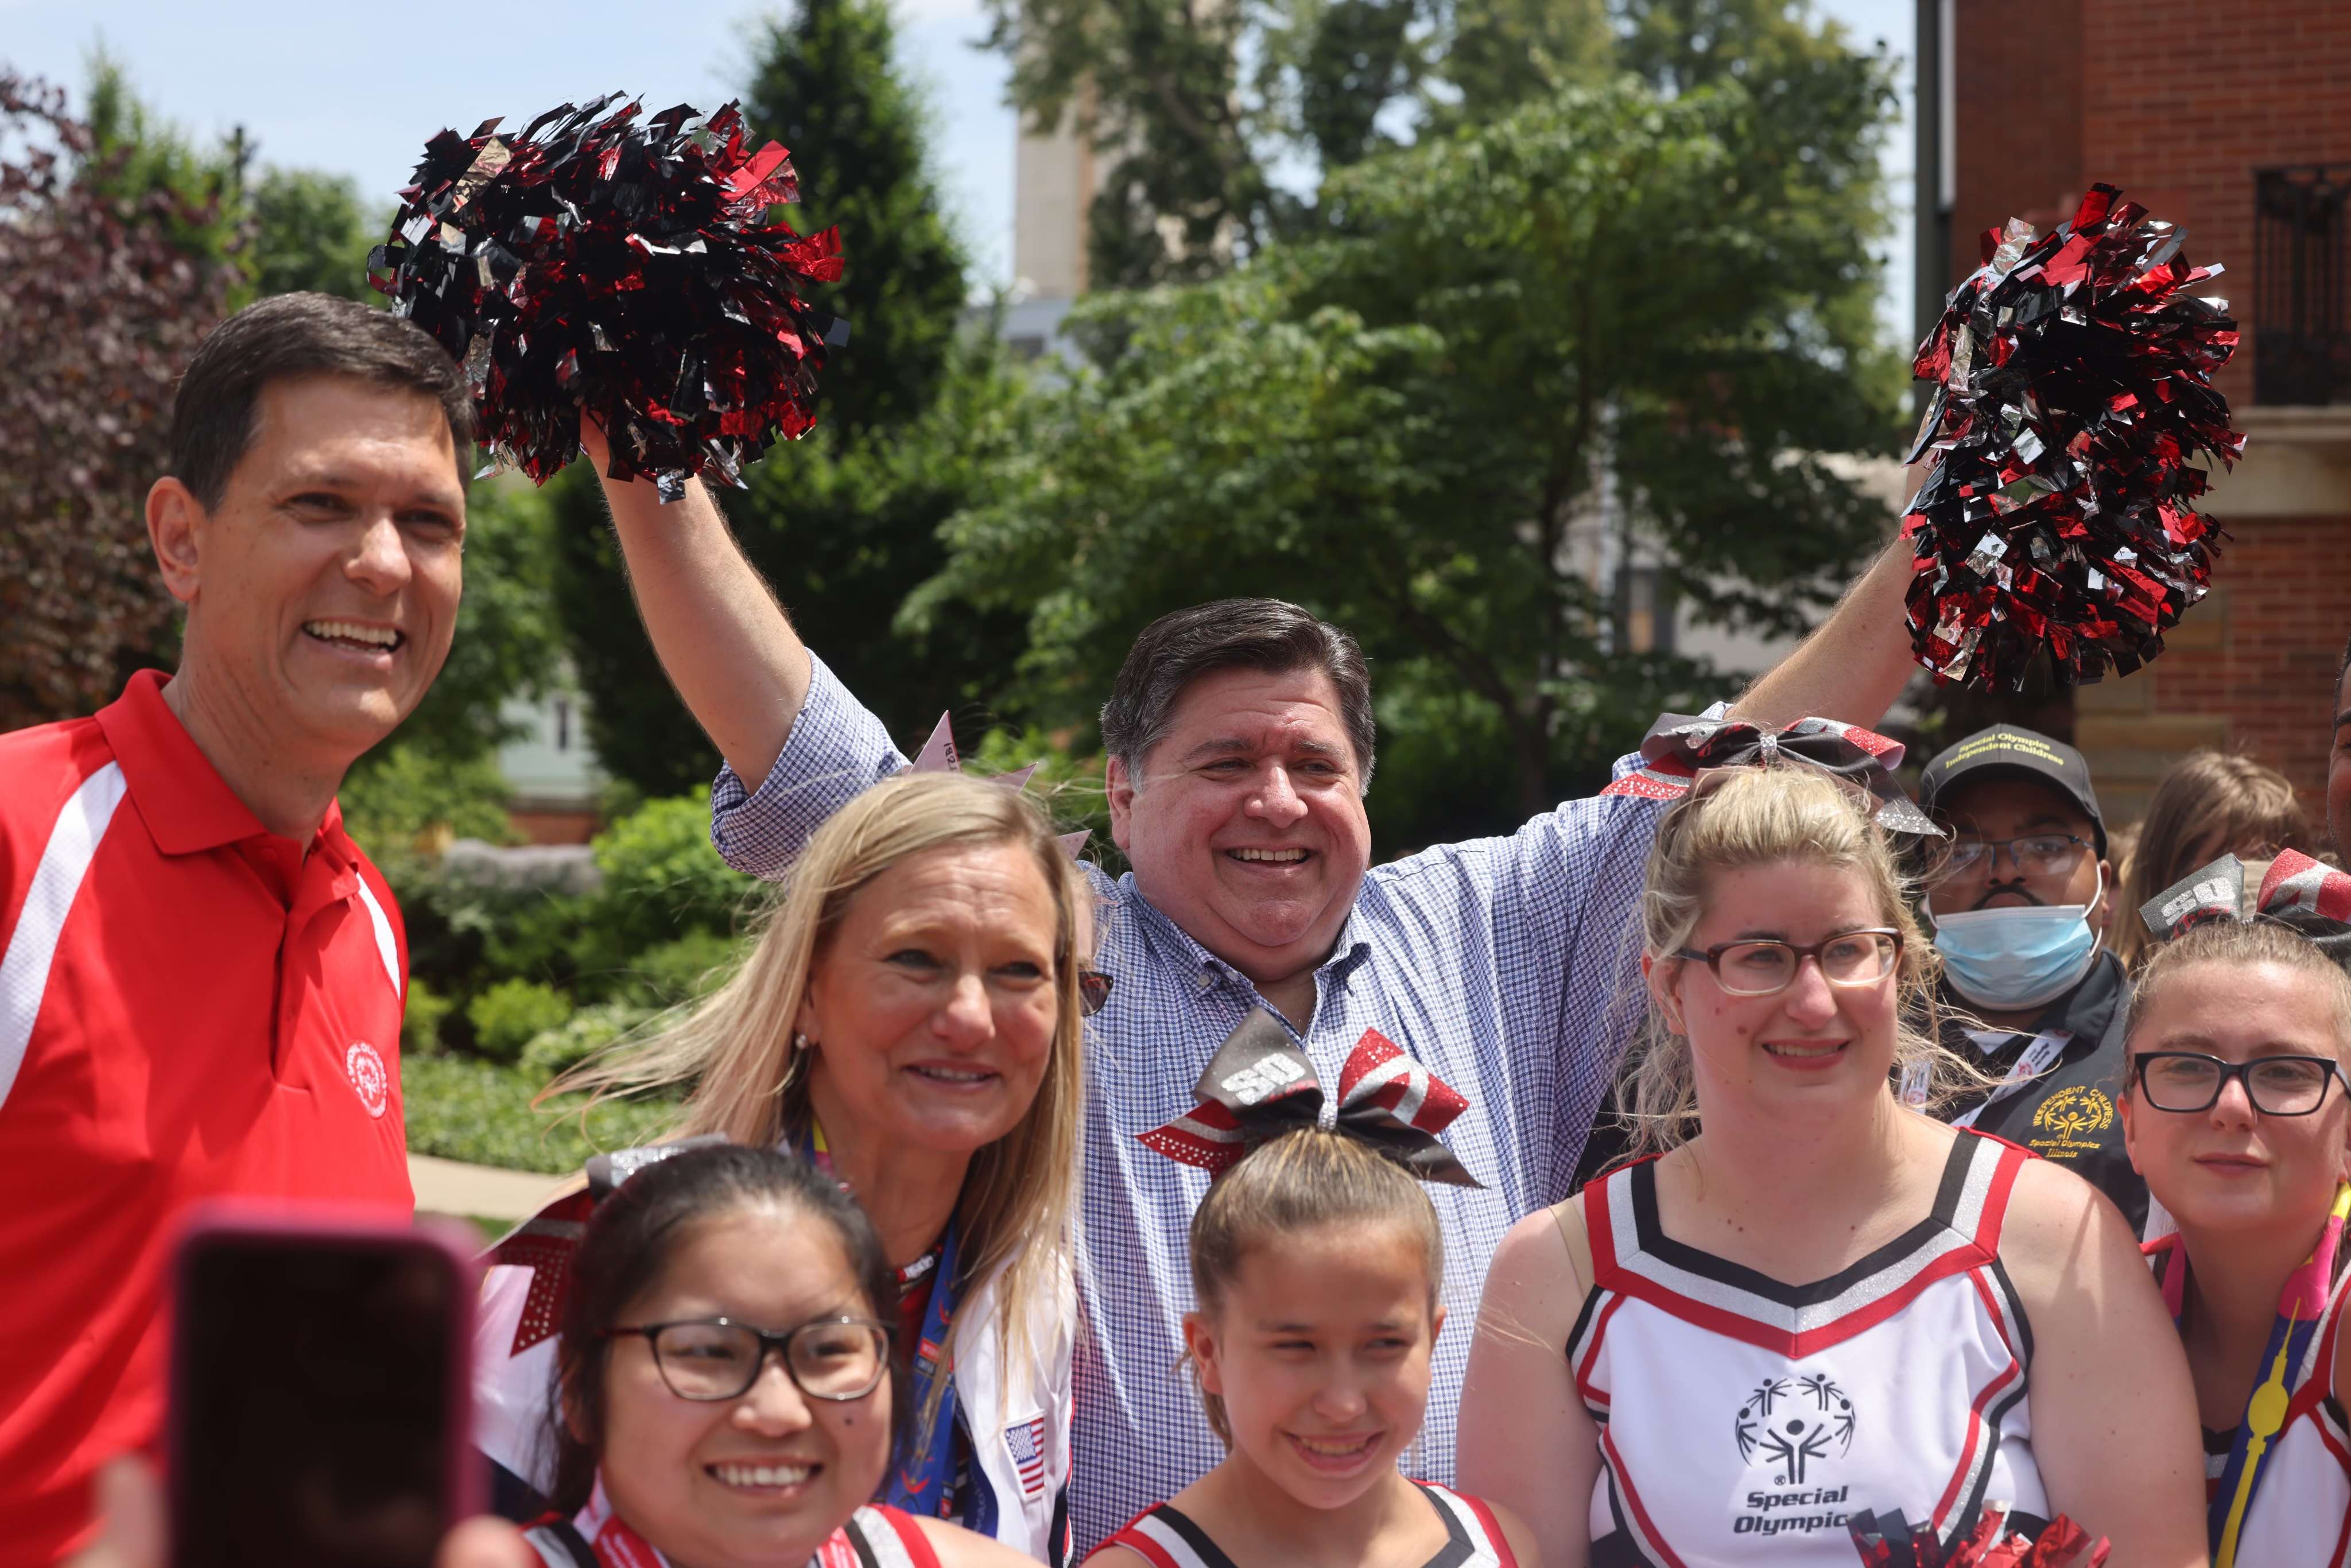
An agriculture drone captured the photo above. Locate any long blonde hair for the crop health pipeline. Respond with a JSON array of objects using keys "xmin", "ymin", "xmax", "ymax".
[
  {"xmin": 557, "ymin": 771, "xmax": 1088, "ymax": 1436},
  {"xmin": 1621, "ymin": 767, "xmax": 1979, "ymax": 1155}
]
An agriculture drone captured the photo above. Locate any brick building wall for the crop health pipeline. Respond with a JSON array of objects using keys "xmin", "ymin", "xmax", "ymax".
[
  {"xmin": 1945, "ymin": 0, "xmax": 2351, "ymax": 825},
  {"xmin": 2075, "ymin": 503, "xmax": 2351, "ymax": 819},
  {"xmin": 1947, "ymin": 0, "xmax": 2082, "ymax": 292}
]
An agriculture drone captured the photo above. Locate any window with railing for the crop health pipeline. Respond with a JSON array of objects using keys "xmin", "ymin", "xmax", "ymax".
[{"xmin": 2254, "ymin": 165, "xmax": 2350, "ymax": 406}]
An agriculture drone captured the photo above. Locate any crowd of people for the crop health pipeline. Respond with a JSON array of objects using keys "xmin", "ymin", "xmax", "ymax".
[{"xmin": 6, "ymin": 289, "xmax": 2351, "ymax": 1568}]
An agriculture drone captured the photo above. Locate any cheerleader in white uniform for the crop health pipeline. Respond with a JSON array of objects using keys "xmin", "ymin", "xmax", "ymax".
[
  {"xmin": 1455, "ymin": 752, "xmax": 2208, "ymax": 1567},
  {"xmin": 2122, "ymin": 858, "xmax": 2351, "ymax": 1567},
  {"xmin": 514, "ymin": 1140, "xmax": 1033, "ymax": 1568},
  {"xmin": 1087, "ymin": 1018, "xmax": 1537, "ymax": 1568}
]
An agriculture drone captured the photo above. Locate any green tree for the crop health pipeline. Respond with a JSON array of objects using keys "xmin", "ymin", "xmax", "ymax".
[
  {"xmin": 385, "ymin": 481, "xmax": 564, "ymax": 763},
  {"xmin": 80, "ymin": 52, "xmax": 245, "ymax": 264},
  {"xmin": 984, "ymin": 0, "xmax": 1891, "ymax": 290},
  {"xmin": 909, "ymin": 79, "xmax": 1906, "ymax": 836},
  {"xmin": 250, "ymin": 167, "xmax": 379, "ymax": 301},
  {"xmin": 548, "ymin": 0, "xmax": 1030, "ymax": 796},
  {"xmin": 86, "ymin": 53, "xmax": 384, "ymax": 304}
]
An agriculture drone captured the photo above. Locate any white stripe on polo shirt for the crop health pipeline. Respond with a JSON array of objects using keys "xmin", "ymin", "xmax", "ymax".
[
  {"xmin": 0, "ymin": 762, "xmax": 130, "ymax": 1115},
  {"xmin": 352, "ymin": 873, "xmax": 404, "ymax": 997}
]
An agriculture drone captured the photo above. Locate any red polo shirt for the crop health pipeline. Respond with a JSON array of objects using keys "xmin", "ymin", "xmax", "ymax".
[{"xmin": 0, "ymin": 671, "xmax": 414, "ymax": 1563}]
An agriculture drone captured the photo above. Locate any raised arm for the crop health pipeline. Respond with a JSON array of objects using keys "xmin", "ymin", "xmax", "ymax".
[
  {"xmin": 1998, "ymin": 1158, "xmax": 2208, "ymax": 1566},
  {"xmin": 1457, "ymin": 1206, "xmax": 1601, "ymax": 1568},
  {"xmin": 584, "ymin": 421, "xmax": 811, "ymax": 793},
  {"xmin": 1729, "ymin": 537, "xmax": 1918, "ymax": 731}
]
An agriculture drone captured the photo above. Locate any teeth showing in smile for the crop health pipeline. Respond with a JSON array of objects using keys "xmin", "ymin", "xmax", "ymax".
[
  {"xmin": 1231, "ymin": 848, "xmax": 1307, "ymax": 863},
  {"xmin": 1292, "ymin": 1434, "xmax": 1374, "ymax": 1457},
  {"xmin": 711, "ymin": 1462, "xmax": 814, "ymax": 1488},
  {"xmin": 913, "ymin": 1066, "xmax": 992, "ymax": 1083},
  {"xmin": 304, "ymin": 620, "xmax": 401, "ymax": 649},
  {"xmin": 1763, "ymin": 1041, "xmax": 1844, "ymax": 1058}
]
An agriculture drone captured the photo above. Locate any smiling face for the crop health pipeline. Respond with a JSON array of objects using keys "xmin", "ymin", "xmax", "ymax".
[
  {"xmin": 1651, "ymin": 858, "xmax": 1903, "ymax": 1113},
  {"xmin": 1107, "ymin": 665, "xmax": 1373, "ymax": 988},
  {"xmin": 149, "ymin": 374, "xmax": 465, "ymax": 765},
  {"xmin": 593, "ymin": 1204, "xmax": 891, "ymax": 1567},
  {"xmin": 1926, "ymin": 775, "xmax": 2109, "ymax": 930},
  {"xmin": 1186, "ymin": 1220, "xmax": 1440, "ymax": 1512},
  {"xmin": 2121, "ymin": 960, "xmax": 2351, "ymax": 1244},
  {"xmin": 796, "ymin": 840, "xmax": 1062, "ymax": 1155}
]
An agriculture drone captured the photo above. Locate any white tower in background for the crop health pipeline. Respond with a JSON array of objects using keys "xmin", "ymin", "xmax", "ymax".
[{"xmin": 1006, "ymin": 93, "xmax": 1098, "ymax": 360}]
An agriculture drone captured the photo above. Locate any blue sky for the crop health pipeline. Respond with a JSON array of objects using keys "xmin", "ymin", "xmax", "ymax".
[{"xmin": 3, "ymin": 0, "xmax": 1914, "ymax": 340}]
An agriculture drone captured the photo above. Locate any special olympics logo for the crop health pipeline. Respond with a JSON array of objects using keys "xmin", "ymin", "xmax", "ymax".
[
  {"xmin": 1734, "ymin": 1373, "xmax": 1857, "ymax": 1485},
  {"xmin": 346, "ymin": 1042, "xmax": 390, "ymax": 1119},
  {"xmin": 2032, "ymin": 1086, "xmax": 2114, "ymax": 1142}
]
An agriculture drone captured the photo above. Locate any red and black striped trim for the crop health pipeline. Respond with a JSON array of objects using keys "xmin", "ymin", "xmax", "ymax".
[{"xmin": 1580, "ymin": 1131, "xmax": 2029, "ymax": 1359}]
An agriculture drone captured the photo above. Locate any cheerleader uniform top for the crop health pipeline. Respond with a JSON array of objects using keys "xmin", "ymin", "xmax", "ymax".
[
  {"xmin": 1570, "ymin": 1129, "xmax": 2047, "ymax": 1565},
  {"xmin": 2146, "ymin": 1235, "xmax": 2351, "ymax": 1567},
  {"xmin": 524, "ymin": 1477, "xmax": 941, "ymax": 1568},
  {"xmin": 1098, "ymin": 1482, "xmax": 1518, "ymax": 1568}
]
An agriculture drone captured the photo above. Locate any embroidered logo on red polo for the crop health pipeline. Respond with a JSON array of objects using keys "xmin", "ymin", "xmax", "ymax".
[{"xmin": 346, "ymin": 1042, "xmax": 389, "ymax": 1118}]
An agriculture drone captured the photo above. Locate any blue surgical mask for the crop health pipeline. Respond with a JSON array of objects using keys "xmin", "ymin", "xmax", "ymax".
[{"xmin": 1929, "ymin": 869, "xmax": 2105, "ymax": 1011}]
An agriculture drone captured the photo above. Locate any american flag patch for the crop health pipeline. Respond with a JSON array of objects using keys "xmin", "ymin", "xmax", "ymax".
[{"xmin": 1005, "ymin": 1414, "xmax": 1048, "ymax": 1499}]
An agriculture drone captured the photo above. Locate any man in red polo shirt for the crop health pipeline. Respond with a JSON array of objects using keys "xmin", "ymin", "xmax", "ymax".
[{"xmin": 0, "ymin": 292, "xmax": 471, "ymax": 1562}]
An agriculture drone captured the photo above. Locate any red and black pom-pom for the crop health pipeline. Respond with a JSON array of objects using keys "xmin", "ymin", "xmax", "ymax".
[
  {"xmin": 371, "ymin": 94, "xmax": 847, "ymax": 502},
  {"xmin": 1902, "ymin": 182, "xmax": 2244, "ymax": 690},
  {"xmin": 1848, "ymin": 1503, "xmax": 2109, "ymax": 1567}
]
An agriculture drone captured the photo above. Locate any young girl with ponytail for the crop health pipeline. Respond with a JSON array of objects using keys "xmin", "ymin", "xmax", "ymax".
[{"xmin": 1085, "ymin": 1016, "xmax": 1535, "ymax": 1568}]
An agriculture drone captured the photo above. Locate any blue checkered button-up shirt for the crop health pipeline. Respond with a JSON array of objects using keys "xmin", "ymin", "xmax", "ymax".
[{"xmin": 709, "ymin": 655, "xmax": 1670, "ymax": 1554}]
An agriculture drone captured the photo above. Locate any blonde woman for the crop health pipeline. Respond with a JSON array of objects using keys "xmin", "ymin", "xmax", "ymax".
[
  {"xmin": 1456, "ymin": 762, "xmax": 2207, "ymax": 1567},
  {"xmin": 475, "ymin": 770, "xmax": 1092, "ymax": 1565}
]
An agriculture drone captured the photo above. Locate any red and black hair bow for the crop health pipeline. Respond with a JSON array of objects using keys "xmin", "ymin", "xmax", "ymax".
[
  {"xmin": 2142, "ymin": 849, "xmax": 2351, "ymax": 967},
  {"xmin": 1602, "ymin": 712, "xmax": 1943, "ymax": 839},
  {"xmin": 1138, "ymin": 1009, "xmax": 1481, "ymax": 1188}
]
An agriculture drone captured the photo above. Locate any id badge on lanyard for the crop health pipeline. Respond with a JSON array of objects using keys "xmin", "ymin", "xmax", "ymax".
[{"xmin": 1940, "ymin": 1030, "xmax": 2070, "ymax": 1128}]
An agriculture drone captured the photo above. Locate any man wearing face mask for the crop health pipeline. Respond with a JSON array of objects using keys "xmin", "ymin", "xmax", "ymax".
[{"xmin": 1915, "ymin": 725, "xmax": 2148, "ymax": 1232}]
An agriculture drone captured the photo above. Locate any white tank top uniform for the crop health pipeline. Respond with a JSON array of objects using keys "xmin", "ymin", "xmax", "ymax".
[
  {"xmin": 2148, "ymin": 1235, "xmax": 2351, "ymax": 1567},
  {"xmin": 1569, "ymin": 1129, "xmax": 2049, "ymax": 1565},
  {"xmin": 1098, "ymin": 1482, "xmax": 1518, "ymax": 1568}
]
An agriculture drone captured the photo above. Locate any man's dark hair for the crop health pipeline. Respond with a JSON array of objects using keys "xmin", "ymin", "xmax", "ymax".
[
  {"xmin": 168, "ymin": 291, "xmax": 472, "ymax": 510},
  {"xmin": 1100, "ymin": 599, "xmax": 1376, "ymax": 785}
]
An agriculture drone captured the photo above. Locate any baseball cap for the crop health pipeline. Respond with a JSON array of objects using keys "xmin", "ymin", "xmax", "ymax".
[{"xmin": 1917, "ymin": 725, "xmax": 2107, "ymax": 857}]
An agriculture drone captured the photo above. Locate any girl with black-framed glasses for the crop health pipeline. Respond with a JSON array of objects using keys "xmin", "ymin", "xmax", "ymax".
[
  {"xmin": 518, "ymin": 1142, "xmax": 1034, "ymax": 1568},
  {"xmin": 2122, "ymin": 913, "xmax": 2351, "ymax": 1567}
]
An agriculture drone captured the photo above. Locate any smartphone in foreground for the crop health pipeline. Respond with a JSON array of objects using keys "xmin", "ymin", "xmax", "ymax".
[{"xmin": 169, "ymin": 1209, "xmax": 479, "ymax": 1568}]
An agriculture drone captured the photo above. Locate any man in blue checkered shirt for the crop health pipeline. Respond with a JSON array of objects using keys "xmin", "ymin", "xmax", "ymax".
[{"xmin": 588, "ymin": 448, "xmax": 1921, "ymax": 1554}]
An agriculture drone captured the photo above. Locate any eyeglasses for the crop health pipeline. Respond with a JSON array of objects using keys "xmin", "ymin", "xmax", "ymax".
[
  {"xmin": 1078, "ymin": 968, "xmax": 1114, "ymax": 1017},
  {"xmin": 1944, "ymin": 833, "xmax": 2091, "ymax": 878},
  {"xmin": 1670, "ymin": 930, "xmax": 1903, "ymax": 997},
  {"xmin": 603, "ymin": 1315, "xmax": 893, "ymax": 1403},
  {"xmin": 2131, "ymin": 1052, "xmax": 2350, "ymax": 1117}
]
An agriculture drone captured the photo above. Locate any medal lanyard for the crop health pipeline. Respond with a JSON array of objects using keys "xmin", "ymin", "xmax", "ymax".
[
  {"xmin": 2192, "ymin": 1181, "xmax": 2351, "ymax": 1567},
  {"xmin": 793, "ymin": 1119, "xmax": 967, "ymax": 1518}
]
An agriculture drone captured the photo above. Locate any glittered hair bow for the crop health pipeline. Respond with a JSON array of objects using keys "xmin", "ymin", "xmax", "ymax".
[
  {"xmin": 2143, "ymin": 850, "xmax": 2351, "ymax": 964},
  {"xmin": 1601, "ymin": 713, "xmax": 1945, "ymax": 838},
  {"xmin": 902, "ymin": 712, "xmax": 1091, "ymax": 860},
  {"xmin": 1138, "ymin": 1010, "xmax": 1481, "ymax": 1187}
]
